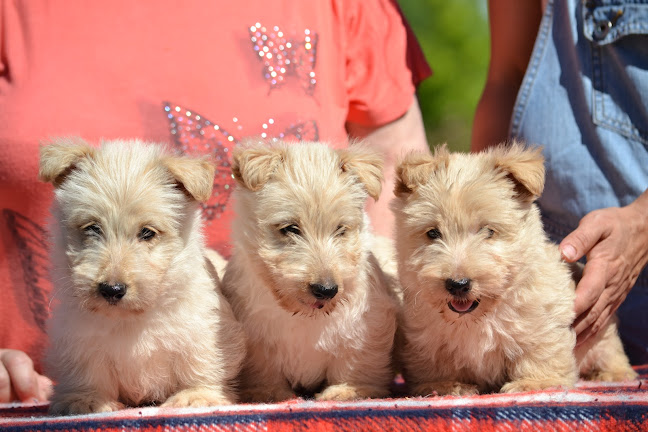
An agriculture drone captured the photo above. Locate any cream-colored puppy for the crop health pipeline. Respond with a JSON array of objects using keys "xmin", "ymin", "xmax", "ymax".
[
  {"xmin": 221, "ymin": 141, "xmax": 398, "ymax": 402},
  {"xmin": 392, "ymin": 143, "xmax": 636, "ymax": 396},
  {"xmin": 40, "ymin": 138, "xmax": 245, "ymax": 415}
]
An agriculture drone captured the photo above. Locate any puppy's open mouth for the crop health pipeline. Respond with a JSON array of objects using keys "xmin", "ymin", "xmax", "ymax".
[
  {"xmin": 296, "ymin": 299, "xmax": 328, "ymax": 311},
  {"xmin": 311, "ymin": 300, "xmax": 325, "ymax": 310},
  {"xmin": 448, "ymin": 298, "xmax": 480, "ymax": 314}
]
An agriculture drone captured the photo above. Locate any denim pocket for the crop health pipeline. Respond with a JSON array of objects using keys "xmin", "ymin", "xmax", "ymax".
[{"xmin": 582, "ymin": 0, "xmax": 648, "ymax": 145}]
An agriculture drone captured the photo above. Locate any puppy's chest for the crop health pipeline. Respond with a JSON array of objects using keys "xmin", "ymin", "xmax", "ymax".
[
  {"xmin": 102, "ymin": 331, "xmax": 180, "ymax": 404},
  {"xmin": 426, "ymin": 318, "xmax": 512, "ymax": 385},
  {"xmin": 253, "ymin": 314, "xmax": 347, "ymax": 388}
]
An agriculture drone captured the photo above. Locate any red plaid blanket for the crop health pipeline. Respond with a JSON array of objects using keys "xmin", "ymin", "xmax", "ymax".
[{"xmin": 2, "ymin": 366, "xmax": 647, "ymax": 431}]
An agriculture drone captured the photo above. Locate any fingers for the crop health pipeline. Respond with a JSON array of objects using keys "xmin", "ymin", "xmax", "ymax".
[
  {"xmin": 38, "ymin": 374, "xmax": 54, "ymax": 401},
  {"xmin": 0, "ymin": 349, "xmax": 42, "ymax": 403},
  {"xmin": 560, "ymin": 212, "xmax": 607, "ymax": 262},
  {"xmin": 0, "ymin": 357, "xmax": 16, "ymax": 402},
  {"xmin": 572, "ymin": 258, "xmax": 609, "ymax": 345},
  {"xmin": 573, "ymin": 260, "xmax": 607, "ymax": 317},
  {"xmin": 575, "ymin": 296, "xmax": 623, "ymax": 346}
]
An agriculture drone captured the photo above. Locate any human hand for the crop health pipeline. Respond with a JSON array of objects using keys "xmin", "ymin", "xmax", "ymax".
[
  {"xmin": 560, "ymin": 194, "xmax": 648, "ymax": 346},
  {"xmin": 0, "ymin": 349, "xmax": 53, "ymax": 403}
]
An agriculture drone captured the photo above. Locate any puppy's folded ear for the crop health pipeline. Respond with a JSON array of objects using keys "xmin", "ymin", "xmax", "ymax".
[
  {"xmin": 490, "ymin": 141, "xmax": 545, "ymax": 202},
  {"xmin": 162, "ymin": 156, "xmax": 216, "ymax": 202},
  {"xmin": 337, "ymin": 146, "xmax": 384, "ymax": 201},
  {"xmin": 231, "ymin": 144, "xmax": 284, "ymax": 191},
  {"xmin": 394, "ymin": 144, "xmax": 449, "ymax": 197},
  {"xmin": 39, "ymin": 138, "xmax": 96, "ymax": 187}
]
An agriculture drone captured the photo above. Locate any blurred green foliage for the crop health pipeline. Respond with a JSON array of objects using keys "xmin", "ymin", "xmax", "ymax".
[{"xmin": 400, "ymin": 0, "xmax": 490, "ymax": 152}]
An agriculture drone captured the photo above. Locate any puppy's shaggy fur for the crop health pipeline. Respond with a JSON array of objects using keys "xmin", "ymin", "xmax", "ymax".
[
  {"xmin": 392, "ymin": 143, "xmax": 636, "ymax": 396},
  {"xmin": 221, "ymin": 141, "xmax": 398, "ymax": 402},
  {"xmin": 40, "ymin": 139, "xmax": 245, "ymax": 415}
]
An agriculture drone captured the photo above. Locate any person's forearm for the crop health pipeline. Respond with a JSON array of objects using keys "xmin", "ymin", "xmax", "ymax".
[
  {"xmin": 471, "ymin": 82, "xmax": 519, "ymax": 152},
  {"xmin": 472, "ymin": 0, "xmax": 543, "ymax": 152}
]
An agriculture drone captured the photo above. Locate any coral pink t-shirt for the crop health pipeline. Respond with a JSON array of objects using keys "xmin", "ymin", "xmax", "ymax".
[{"xmin": 0, "ymin": 0, "xmax": 430, "ymax": 372}]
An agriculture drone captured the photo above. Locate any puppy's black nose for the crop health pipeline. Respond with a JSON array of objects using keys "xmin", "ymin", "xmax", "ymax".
[
  {"xmin": 309, "ymin": 282, "xmax": 338, "ymax": 300},
  {"xmin": 98, "ymin": 282, "xmax": 127, "ymax": 303},
  {"xmin": 445, "ymin": 278, "xmax": 471, "ymax": 296}
]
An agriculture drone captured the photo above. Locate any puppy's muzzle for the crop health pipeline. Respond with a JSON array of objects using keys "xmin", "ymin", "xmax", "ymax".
[
  {"xmin": 445, "ymin": 278, "xmax": 479, "ymax": 314},
  {"xmin": 309, "ymin": 282, "xmax": 338, "ymax": 300},
  {"xmin": 98, "ymin": 282, "xmax": 128, "ymax": 304}
]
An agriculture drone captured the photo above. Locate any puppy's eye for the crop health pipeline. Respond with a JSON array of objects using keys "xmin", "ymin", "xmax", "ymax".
[
  {"xmin": 483, "ymin": 227, "xmax": 496, "ymax": 239},
  {"xmin": 280, "ymin": 224, "xmax": 301, "ymax": 236},
  {"xmin": 138, "ymin": 227, "xmax": 157, "ymax": 241},
  {"xmin": 426, "ymin": 228, "xmax": 442, "ymax": 240},
  {"xmin": 335, "ymin": 225, "xmax": 347, "ymax": 237},
  {"xmin": 82, "ymin": 223, "xmax": 102, "ymax": 238}
]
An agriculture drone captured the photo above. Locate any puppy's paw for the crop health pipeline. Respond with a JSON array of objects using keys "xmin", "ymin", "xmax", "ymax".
[
  {"xmin": 316, "ymin": 383, "xmax": 387, "ymax": 401},
  {"xmin": 586, "ymin": 368, "xmax": 638, "ymax": 382},
  {"xmin": 501, "ymin": 378, "xmax": 572, "ymax": 393},
  {"xmin": 49, "ymin": 395, "xmax": 124, "ymax": 415},
  {"xmin": 411, "ymin": 381, "xmax": 479, "ymax": 397},
  {"xmin": 162, "ymin": 388, "xmax": 232, "ymax": 408}
]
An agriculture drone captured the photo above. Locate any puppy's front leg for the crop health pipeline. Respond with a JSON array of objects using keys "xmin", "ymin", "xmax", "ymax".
[
  {"xmin": 318, "ymin": 340, "xmax": 394, "ymax": 400},
  {"xmin": 238, "ymin": 344, "xmax": 296, "ymax": 403},
  {"xmin": 501, "ymin": 333, "xmax": 578, "ymax": 393},
  {"xmin": 239, "ymin": 368, "xmax": 295, "ymax": 403},
  {"xmin": 47, "ymin": 357, "xmax": 124, "ymax": 415},
  {"xmin": 49, "ymin": 387, "xmax": 125, "ymax": 415},
  {"xmin": 162, "ymin": 386, "xmax": 233, "ymax": 408},
  {"xmin": 399, "ymin": 338, "xmax": 480, "ymax": 396}
]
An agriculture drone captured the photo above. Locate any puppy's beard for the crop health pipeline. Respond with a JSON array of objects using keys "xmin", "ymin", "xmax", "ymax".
[
  {"xmin": 296, "ymin": 295, "xmax": 343, "ymax": 316},
  {"xmin": 81, "ymin": 297, "xmax": 147, "ymax": 318},
  {"xmin": 268, "ymin": 281, "xmax": 343, "ymax": 317},
  {"xmin": 74, "ymin": 282, "xmax": 148, "ymax": 318},
  {"xmin": 278, "ymin": 290, "xmax": 342, "ymax": 317},
  {"xmin": 258, "ymin": 259, "xmax": 345, "ymax": 317}
]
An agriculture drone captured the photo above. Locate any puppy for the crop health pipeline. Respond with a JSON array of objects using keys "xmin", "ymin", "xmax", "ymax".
[
  {"xmin": 221, "ymin": 140, "xmax": 398, "ymax": 402},
  {"xmin": 40, "ymin": 138, "xmax": 245, "ymax": 415},
  {"xmin": 392, "ymin": 143, "xmax": 637, "ymax": 396}
]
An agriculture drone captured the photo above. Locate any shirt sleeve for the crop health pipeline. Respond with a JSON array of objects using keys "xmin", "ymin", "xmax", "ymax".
[{"xmin": 341, "ymin": 0, "xmax": 432, "ymax": 127}]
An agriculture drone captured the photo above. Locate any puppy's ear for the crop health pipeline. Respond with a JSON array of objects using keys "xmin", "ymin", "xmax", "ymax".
[
  {"xmin": 337, "ymin": 146, "xmax": 384, "ymax": 201},
  {"xmin": 39, "ymin": 138, "xmax": 96, "ymax": 187},
  {"xmin": 490, "ymin": 141, "xmax": 545, "ymax": 202},
  {"xmin": 394, "ymin": 144, "xmax": 448, "ymax": 197},
  {"xmin": 162, "ymin": 156, "xmax": 216, "ymax": 202},
  {"xmin": 231, "ymin": 144, "xmax": 284, "ymax": 191}
]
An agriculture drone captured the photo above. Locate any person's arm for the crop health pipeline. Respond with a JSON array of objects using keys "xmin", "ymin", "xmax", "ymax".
[
  {"xmin": 471, "ymin": 0, "xmax": 543, "ymax": 152},
  {"xmin": 0, "ymin": 349, "xmax": 53, "ymax": 402},
  {"xmin": 561, "ymin": 189, "xmax": 648, "ymax": 345},
  {"xmin": 346, "ymin": 97, "xmax": 429, "ymax": 238}
]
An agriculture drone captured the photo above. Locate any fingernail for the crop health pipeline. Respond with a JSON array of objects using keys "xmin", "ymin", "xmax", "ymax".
[{"xmin": 562, "ymin": 244, "xmax": 576, "ymax": 261}]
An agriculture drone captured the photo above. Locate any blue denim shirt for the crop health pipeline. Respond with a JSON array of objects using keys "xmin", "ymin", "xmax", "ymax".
[{"xmin": 510, "ymin": 0, "xmax": 648, "ymax": 363}]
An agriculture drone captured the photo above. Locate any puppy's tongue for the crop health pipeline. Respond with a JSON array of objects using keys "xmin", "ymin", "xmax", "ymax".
[
  {"xmin": 312, "ymin": 301, "xmax": 325, "ymax": 309},
  {"xmin": 449, "ymin": 299, "xmax": 479, "ymax": 314},
  {"xmin": 450, "ymin": 299, "xmax": 473, "ymax": 312}
]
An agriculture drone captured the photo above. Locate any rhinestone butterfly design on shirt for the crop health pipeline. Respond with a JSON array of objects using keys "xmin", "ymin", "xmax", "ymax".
[
  {"xmin": 164, "ymin": 102, "xmax": 319, "ymax": 222},
  {"xmin": 249, "ymin": 23, "xmax": 318, "ymax": 95}
]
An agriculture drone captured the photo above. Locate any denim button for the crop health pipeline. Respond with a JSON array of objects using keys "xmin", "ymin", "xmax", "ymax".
[{"xmin": 593, "ymin": 19, "xmax": 612, "ymax": 39}]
